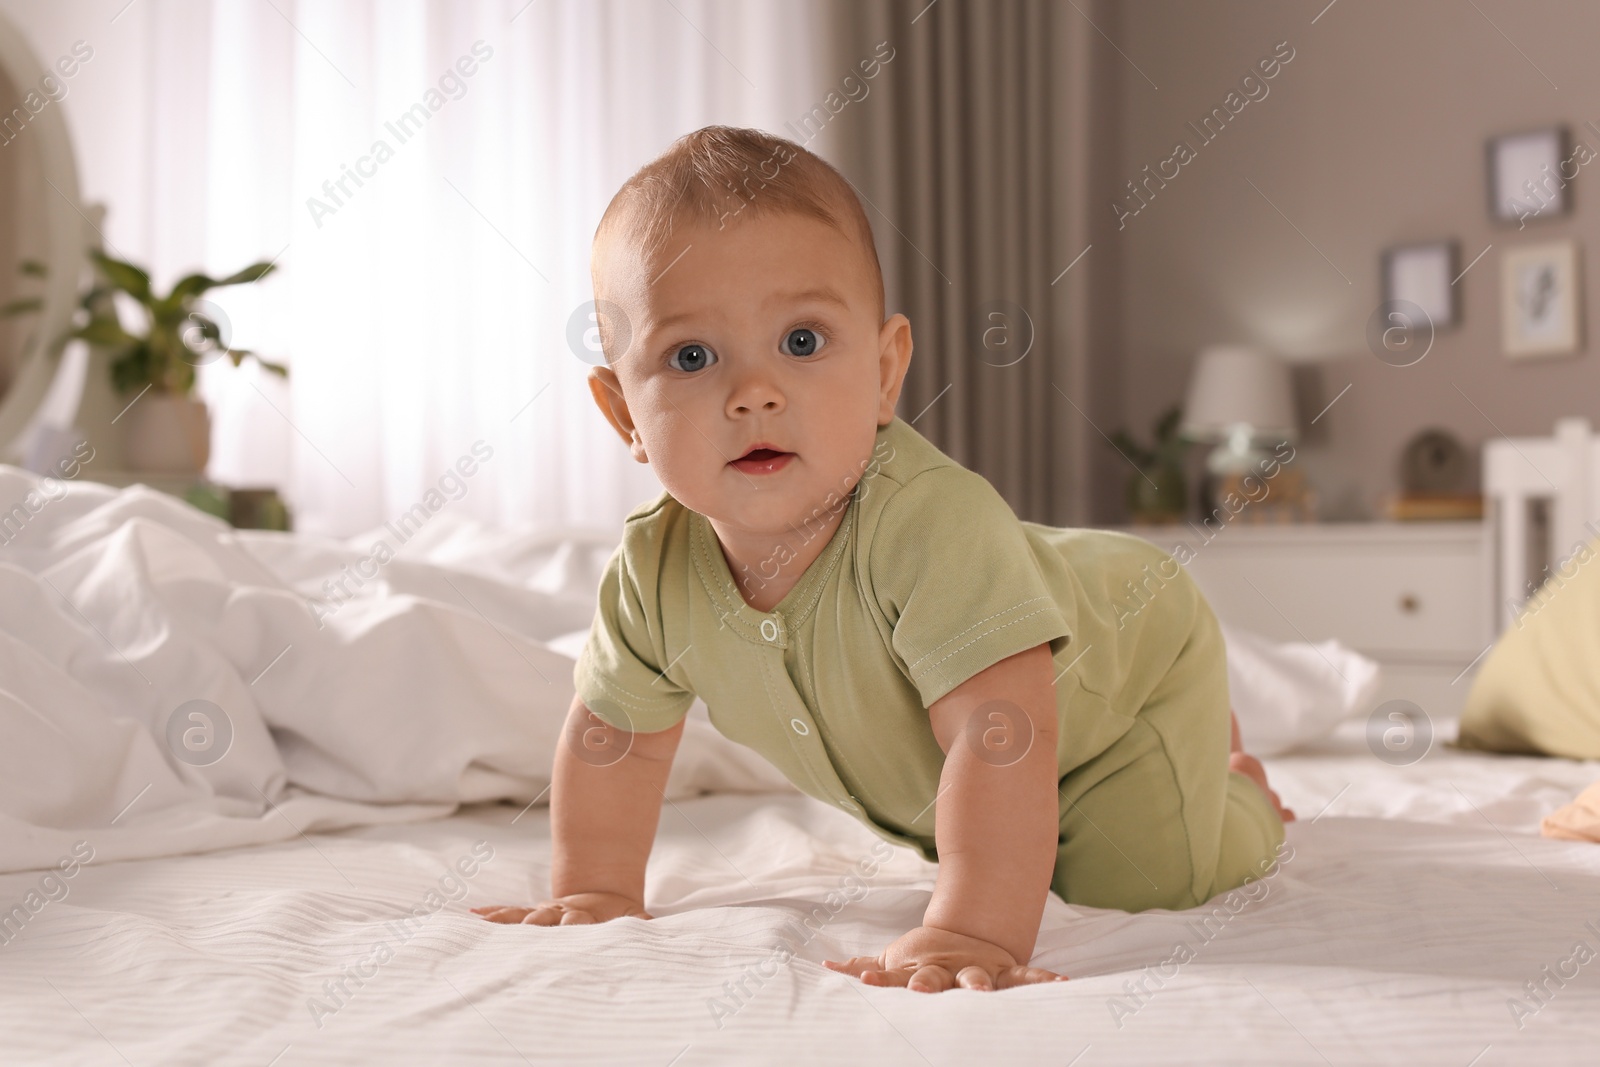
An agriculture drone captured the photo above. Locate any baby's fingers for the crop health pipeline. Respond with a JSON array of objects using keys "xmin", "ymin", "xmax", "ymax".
[
  {"xmin": 955, "ymin": 966, "xmax": 994, "ymax": 992},
  {"xmin": 907, "ymin": 965, "xmax": 955, "ymax": 993},
  {"xmin": 859, "ymin": 969, "xmax": 912, "ymax": 988},
  {"xmin": 473, "ymin": 905, "xmax": 536, "ymax": 924},
  {"xmin": 995, "ymin": 965, "xmax": 1070, "ymax": 989},
  {"xmin": 472, "ymin": 904, "xmax": 566, "ymax": 926},
  {"xmin": 822, "ymin": 956, "xmax": 884, "ymax": 979}
]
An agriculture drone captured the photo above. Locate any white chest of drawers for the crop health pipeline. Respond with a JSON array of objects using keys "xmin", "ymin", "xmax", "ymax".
[{"xmin": 1118, "ymin": 521, "xmax": 1492, "ymax": 719}]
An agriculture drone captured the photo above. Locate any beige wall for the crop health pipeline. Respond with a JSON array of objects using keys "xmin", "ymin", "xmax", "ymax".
[{"xmin": 1106, "ymin": 0, "xmax": 1600, "ymax": 521}]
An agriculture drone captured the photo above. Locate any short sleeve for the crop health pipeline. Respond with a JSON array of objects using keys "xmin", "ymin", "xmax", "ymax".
[
  {"xmin": 573, "ymin": 541, "xmax": 695, "ymax": 734},
  {"xmin": 868, "ymin": 467, "xmax": 1072, "ymax": 707}
]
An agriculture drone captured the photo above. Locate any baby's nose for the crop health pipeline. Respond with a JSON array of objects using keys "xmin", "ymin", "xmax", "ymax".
[{"xmin": 727, "ymin": 368, "xmax": 786, "ymax": 414}]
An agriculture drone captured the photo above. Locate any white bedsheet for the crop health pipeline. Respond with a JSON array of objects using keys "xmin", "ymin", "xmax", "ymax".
[{"xmin": 4, "ymin": 719, "xmax": 1599, "ymax": 1066}]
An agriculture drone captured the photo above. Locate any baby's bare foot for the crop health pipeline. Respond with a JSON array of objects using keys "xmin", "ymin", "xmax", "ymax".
[{"xmin": 1229, "ymin": 751, "xmax": 1296, "ymax": 823}]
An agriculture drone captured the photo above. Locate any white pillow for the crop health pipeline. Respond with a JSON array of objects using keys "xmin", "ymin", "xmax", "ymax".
[{"xmin": 1220, "ymin": 621, "xmax": 1382, "ymax": 756}]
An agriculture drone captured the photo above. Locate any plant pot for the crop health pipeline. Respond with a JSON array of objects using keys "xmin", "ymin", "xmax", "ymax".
[
  {"xmin": 1127, "ymin": 462, "xmax": 1187, "ymax": 525},
  {"xmin": 121, "ymin": 392, "xmax": 210, "ymax": 475}
]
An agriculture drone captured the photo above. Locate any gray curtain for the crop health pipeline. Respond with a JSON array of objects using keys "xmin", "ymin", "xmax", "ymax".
[{"xmin": 821, "ymin": 0, "xmax": 1120, "ymax": 526}]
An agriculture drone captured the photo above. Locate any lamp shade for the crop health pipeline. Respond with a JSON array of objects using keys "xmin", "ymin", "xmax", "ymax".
[{"xmin": 1179, "ymin": 345, "xmax": 1296, "ymax": 443}]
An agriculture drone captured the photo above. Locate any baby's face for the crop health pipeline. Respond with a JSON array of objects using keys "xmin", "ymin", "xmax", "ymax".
[{"xmin": 589, "ymin": 211, "xmax": 910, "ymax": 537}]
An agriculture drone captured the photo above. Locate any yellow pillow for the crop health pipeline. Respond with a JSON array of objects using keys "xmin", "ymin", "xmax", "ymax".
[{"xmin": 1458, "ymin": 537, "xmax": 1600, "ymax": 758}]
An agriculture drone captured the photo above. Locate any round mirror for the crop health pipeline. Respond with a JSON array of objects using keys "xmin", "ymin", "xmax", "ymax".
[{"xmin": 0, "ymin": 8, "xmax": 87, "ymax": 465}]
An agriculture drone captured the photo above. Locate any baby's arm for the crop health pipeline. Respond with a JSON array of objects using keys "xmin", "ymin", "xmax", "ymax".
[
  {"xmin": 824, "ymin": 641, "xmax": 1067, "ymax": 990},
  {"xmin": 923, "ymin": 640, "xmax": 1062, "ymax": 960},
  {"xmin": 475, "ymin": 695, "xmax": 683, "ymax": 925}
]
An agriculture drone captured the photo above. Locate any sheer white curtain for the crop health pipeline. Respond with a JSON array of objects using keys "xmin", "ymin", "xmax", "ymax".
[{"xmin": 171, "ymin": 0, "xmax": 827, "ymax": 536}]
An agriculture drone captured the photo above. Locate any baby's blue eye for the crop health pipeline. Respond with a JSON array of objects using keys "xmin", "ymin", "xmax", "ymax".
[
  {"xmin": 669, "ymin": 344, "xmax": 716, "ymax": 372},
  {"xmin": 782, "ymin": 328, "xmax": 823, "ymax": 357}
]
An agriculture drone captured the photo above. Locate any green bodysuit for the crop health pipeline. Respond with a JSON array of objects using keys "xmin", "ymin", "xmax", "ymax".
[{"xmin": 574, "ymin": 415, "xmax": 1284, "ymax": 911}]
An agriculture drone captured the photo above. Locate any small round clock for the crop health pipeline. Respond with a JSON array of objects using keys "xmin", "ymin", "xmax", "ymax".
[{"xmin": 1400, "ymin": 428, "xmax": 1471, "ymax": 494}]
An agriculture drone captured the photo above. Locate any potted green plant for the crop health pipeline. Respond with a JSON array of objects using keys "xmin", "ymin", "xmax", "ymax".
[
  {"xmin": 73, "ymin": 251, "xmax": 285, "ymax": 473},
  {"xmin": 4, "ymin": 250, "xmax": 285, "ymax": 474},
  {"xmin": 1109, "ymin": 406, "xmax": 1190, "ymax": 524}
]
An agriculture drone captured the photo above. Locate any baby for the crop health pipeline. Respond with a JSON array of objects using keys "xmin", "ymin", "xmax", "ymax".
[{"xmin": 475, "ymin": 126, "xmax": 1293, "ymax": 993}]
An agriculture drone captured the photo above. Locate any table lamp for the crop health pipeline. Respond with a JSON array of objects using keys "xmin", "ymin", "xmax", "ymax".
[{"xmin": 1179, "ymin": 345, "xmax": 1296, "ymax": 479}]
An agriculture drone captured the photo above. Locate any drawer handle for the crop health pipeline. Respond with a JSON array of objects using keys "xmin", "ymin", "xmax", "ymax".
[{"xmin": 1399, "ymin": 594, "xmax": 1420, "ymax": 614}]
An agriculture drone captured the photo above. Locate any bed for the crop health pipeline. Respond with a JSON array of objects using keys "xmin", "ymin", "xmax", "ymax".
[
  {"xmin": 3, "ymin": 420, "xmax": 1600, "ymax": 1065},
  {"xmin": 4, "ymin": 723, "xmax": 1600, "ymax": 1065}
]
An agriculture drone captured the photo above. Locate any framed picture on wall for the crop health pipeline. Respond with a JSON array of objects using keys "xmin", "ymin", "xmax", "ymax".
[
  {"xmin": 1487, "ymin": 126, "xmax": 1570, "ymax": 225},
  {"xmin": 1383, "ymin": 241, "xmax": 1458, "ymax": 328},
  {"xmin": 1501, "ymin": 240, "xmax": 1582, "ymax": 358}
]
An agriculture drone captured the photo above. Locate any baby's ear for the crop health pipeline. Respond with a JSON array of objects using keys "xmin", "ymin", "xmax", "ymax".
[
  {"xmin": 876, "ymin": 313, "xmax": 914, "ymax": 424},
  {"xmin": 587, "ymin": 368, "xmax": 648, "ymax": 463}
]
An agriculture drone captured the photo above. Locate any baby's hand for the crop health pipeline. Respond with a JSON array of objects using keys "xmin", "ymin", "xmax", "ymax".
[
  {"xmin": 471, "ymin": 891, "xmax": 651, "ymax": 926},
  {"xmin": 823, "ymin": 925, "xmax": 1068, "ymax": 992}
]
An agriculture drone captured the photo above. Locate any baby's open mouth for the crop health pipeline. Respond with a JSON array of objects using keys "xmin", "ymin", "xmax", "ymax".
[{"xmin": 729, "ymin": 445, "xmax": 795, "ymax": 474}]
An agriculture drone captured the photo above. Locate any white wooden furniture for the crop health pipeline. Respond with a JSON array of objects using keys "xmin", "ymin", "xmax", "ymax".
[
  {"xmin": 1121, "ymin": 521, "xmax": 1491, "ymax": 718},
  {"xmin": 1114, "ymin": 418, "xmax": 1600, "ymax": 721},
  {"xmin": 1482, "ymin": 416, "xmax": 1600, "ymax": 632}
]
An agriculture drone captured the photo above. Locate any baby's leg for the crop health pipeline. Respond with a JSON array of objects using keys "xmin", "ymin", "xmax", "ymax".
[
  {"xmin": 1051, "ymin": 598, "xmax": 1287, "ymax": 911},
  {"xmin": 1228, "ymin": 711, "xmax": 1296, "ymax": 822}
]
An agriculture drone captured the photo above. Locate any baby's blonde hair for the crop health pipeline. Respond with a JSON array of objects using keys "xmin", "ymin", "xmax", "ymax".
[{"xmin": 594, "ymin": 125, "xmax": 885, "ymax": 322}]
